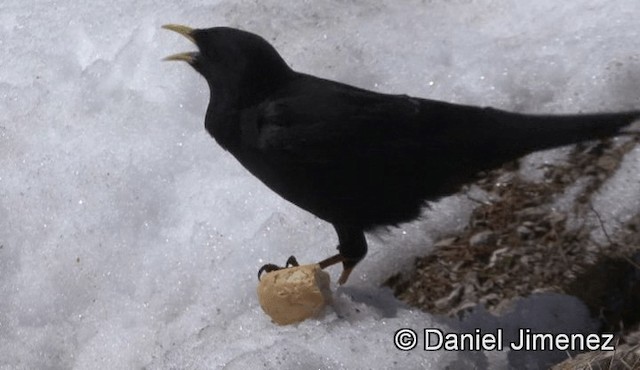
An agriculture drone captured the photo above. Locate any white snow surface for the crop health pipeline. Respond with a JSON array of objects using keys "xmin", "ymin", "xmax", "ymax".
[{"xmin": 1, "ymin": 0, "xmax": 639, "ymax": 369}]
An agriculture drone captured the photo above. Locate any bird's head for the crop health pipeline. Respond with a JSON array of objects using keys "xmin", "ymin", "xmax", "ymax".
[{"xmin": 163, "ymin": 24, "xmax": 294, "ymax": 106}]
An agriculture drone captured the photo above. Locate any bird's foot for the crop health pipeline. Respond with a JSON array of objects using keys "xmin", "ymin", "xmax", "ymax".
[
  {"xmin": 257, "ymin": 255, "xmax": 299, "ymax": 280},
  {"xmin": 258, "ymin": 254, "xmax": 355, "ymax": 284},
  {"xmin": 318, "ymin": 254, "xmax": 354, "ymax": 285},
  {"xmin": 337, "ymin": 267, "xmax": 354, "ymax": 285}
]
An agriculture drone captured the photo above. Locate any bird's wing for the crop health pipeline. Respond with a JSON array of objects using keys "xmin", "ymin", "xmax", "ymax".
[
  {"xmin": 237, "ymin": 79, "xmax": 482, "ymax": 225},
  {"xmin": 242, "ymin": 80, "xmax": 427, "ymax": 167}
]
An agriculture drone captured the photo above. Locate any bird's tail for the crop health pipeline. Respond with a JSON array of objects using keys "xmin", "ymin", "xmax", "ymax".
[{"xmin": 473, "ymin": 108, "xmax": 640, "ymax": 161}]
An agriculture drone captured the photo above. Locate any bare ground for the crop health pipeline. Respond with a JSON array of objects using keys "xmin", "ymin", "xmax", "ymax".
[{"xmin": 384, "ymin": 137, "xmax": 640, "ymax": 369}]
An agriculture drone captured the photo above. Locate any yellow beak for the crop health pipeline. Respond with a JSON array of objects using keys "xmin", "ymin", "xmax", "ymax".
[
  {"xmin": 162, "ymin": 24, "xmax": 195, "ymax": 43},
  {"xmin": 162, "ymin": 52, "xmax": 198, "ymax": 63},
  {"xmin": 162, "ymin": 24, "xmax": 197, "ymax": 63}
]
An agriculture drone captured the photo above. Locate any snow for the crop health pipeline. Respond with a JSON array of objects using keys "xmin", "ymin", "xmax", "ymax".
[
  {"xmin": 590, "ymin": 144, "xmax": 640, "ymax": 243},
  {"xmin": 1, "ymin": 0, "xmax": 639, "ymax": 369}
]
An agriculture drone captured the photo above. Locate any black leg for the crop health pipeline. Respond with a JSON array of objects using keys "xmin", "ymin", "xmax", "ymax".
[{"xmin": 333, "ymin": 224, "xmax": 367, "ymax": 284}]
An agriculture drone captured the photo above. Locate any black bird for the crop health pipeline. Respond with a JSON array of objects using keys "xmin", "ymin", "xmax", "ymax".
[{"xmin": 163, "ymin": 24, "xmax": 639, "ymax": 284}]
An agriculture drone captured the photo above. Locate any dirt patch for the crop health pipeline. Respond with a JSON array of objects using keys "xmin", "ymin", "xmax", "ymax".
[{"xmin": 385, "ymin": 137, "xmax": 640, "ymax": 343}]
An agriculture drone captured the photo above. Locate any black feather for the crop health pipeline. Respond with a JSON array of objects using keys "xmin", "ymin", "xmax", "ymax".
[{"xmin": 165, "ymin": 25, "xmax": 640, "ymax": 283}]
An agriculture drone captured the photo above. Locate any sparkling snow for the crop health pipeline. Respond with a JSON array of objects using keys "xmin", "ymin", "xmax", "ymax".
[{"xmin": 1, "ymin": 0, "xmax": 639, "ymax": 368}]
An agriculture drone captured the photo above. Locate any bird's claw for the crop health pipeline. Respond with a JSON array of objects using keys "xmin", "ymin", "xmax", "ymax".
[
  {"xmin": 257, "ymin": 263, "xmax": 282, "ymax": 280},
  {"xmin": 257, "ymin": 255, "xmax": 299, "ymax": 280},
  {"xmin": 258, "ymin": 254, "xmax": 354, "ymax": 284},
  {"xmin": 285, "ymin": 255, "xmax": 299, "ymax": 267}
]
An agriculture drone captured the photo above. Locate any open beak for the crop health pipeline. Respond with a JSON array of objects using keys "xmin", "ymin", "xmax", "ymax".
[
  {"xmin": 162, "ymin": 24, "xmax": 198, "ymax": 63},
  {"xmin": 163, "ymin": 52, "xmax": 198, "ymax": 63}
]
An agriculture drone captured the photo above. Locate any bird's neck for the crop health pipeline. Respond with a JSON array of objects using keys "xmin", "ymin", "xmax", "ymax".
[
  {"xmin": 204, "ymin": 95, "xmax": 241, "ymax": 151},
  {"xmin": 203, "ymin": 71, "xmax": 295, "ymax": 150}
]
